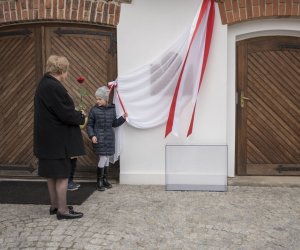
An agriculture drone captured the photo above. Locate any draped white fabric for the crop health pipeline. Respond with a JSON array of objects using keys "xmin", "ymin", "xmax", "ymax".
[
  {"xmin": 111, "ymin": 0, "xmax": 214, "ymax": 162},
  {"xmin": 166, "ymin": 0, "xmax": 212, "ymax": 136},
  {"xmin": 114, "ymin": 0, "xmax": 213, "ymax": 132},
  {"xmin": 111, "ymin": 31, "xmax": 189, "ymax": 163},
  {"xmin": 114, "ymin": 29, "xmax": 190, "ymax": 129}
]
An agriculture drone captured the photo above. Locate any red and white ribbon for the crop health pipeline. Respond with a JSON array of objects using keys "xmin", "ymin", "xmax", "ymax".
[
  {"xmin": 108, "ymin": 80, "xmax": 127, "ymax": 113},
  {"xmin": 165, "ymin": 0, "xmax": 215, "ymax": 137}
]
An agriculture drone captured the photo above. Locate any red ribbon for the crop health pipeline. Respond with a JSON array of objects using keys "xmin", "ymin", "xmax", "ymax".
[
  {"xmin": 187, "ymin": 0, "xmax": 215, "ymax": 137},
  {"xmin": 165, "ymin": 0, "xmax": 215, "ymax": 137},
  {"xmin": 108, "ymin": 80, "xmax": 127, "ymax": 113}
]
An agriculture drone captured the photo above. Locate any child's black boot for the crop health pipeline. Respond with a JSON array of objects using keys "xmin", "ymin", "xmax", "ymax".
[
  {"xmin": 97, "ymin": 167, "xmax": 105, "ymax": 191},
  {"xmin": 103, "ymin": 167, "xmax": 112, "ymax": 189}
]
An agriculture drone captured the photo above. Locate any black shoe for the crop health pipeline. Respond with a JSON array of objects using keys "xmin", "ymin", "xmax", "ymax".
[
  {"xmin": 97, "ymin": 177, "xmax": 105, "ymax": 191},
  {"xmin": 56, "ymin": 210, "xmax": 83, "ymax": 220},
  {"xmin": 67, "ymin": 181, "xmax": 79, "ymax": 191},
  {"xmin": 97, "ymin": 167, "xmax": 106, "ymax": 191},
  {"xmin": 103, "ymin": 167, "xmax": 112, "ymax": 189},
  {"xmin": 103, "ymin": 177, "xmax": 112, "ymax": 189},
  {"xmin": 50, "ymin": 205, "xmax": 73, "ymax": 215},
  {"xmin": 97, "ymin": 187, "xmax": 106, "ymax": 191}
]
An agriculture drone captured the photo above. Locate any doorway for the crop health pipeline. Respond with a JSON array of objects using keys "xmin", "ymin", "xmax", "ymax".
[
  {"xmin": 236, "ymin": 36, "xmax": 300, "ymax": 175},
  {"xmin": 0, "ymin": 24, "xmax": 117, "ymax": 178}
]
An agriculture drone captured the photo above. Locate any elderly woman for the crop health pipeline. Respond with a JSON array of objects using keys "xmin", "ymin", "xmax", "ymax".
[{"xmin": 34, "ymin": 55, "xmax": 85, "ymax": 220}]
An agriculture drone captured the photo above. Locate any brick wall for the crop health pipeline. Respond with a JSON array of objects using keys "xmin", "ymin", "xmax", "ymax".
[
  {"xmin": 0, "ymin": 0, "xmax": 298, "ymax": 27},
  {"xmin": 218, "ymin": 0, "xmax": 300, "ymax": 24},
  {"xmin": 0, "ymin": 0, "xmax": 122, "ymax": 27}
]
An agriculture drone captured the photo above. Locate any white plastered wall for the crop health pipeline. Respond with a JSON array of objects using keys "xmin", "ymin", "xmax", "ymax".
[
  {"xmin": 117, "ymin": 1, "xmax": 300, "ymax": 184},
  {"xmin": 227, "ymin": 19, "xmax": 300, "ymax": 177},
  {"xmin": 117, "ymin": 0, "xmax": 227, "ymax": 185}
]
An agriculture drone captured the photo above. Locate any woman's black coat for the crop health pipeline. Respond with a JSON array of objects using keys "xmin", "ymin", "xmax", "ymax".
[
  {"xmin": 87, "ymin": 104, "xmax": 125, "ymax": 156},
  {"xmin": 33, "ymin": 74, "xmax": 86, "ymax": 159}
]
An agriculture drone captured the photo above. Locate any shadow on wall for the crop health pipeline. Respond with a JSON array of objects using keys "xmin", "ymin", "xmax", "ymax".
[{"xmin": 150, "ymin": 52, "xmax": 182, "ymax": 96}]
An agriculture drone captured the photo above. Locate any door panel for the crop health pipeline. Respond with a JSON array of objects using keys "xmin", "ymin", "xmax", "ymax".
[
  {"xmin": 0, "ymin": 25, "xmax": 117, "ymax": 178},
  {"xmin": 0, "ymin": 28, "xmax": 40, "ymax": 175},
  {"xmin": 44, "ymin": 26, "xmax": 117, "ymax": 172},
  {"xmin": 236, "ymin": 36, "xmax": 300, "ymax": 175}
]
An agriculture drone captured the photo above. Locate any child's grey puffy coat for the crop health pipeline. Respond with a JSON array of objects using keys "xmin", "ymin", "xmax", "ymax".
[{"xmin": 87, "ymin": 104, "xmax": 125, "ymax": 156}]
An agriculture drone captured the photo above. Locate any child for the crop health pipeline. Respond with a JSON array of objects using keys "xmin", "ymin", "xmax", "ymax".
[
  {"xmin": 67, "ymin": 158, "xmax": 80, "ymax": 191},
  {"xmin": 87, "ymin": 86, "xmax": 127, "ymax": 191}
]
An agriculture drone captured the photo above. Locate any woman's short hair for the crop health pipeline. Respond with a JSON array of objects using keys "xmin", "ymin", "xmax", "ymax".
[{"xmin": 46, "ymin": 55, "xmax": 69, "ymax": 75}]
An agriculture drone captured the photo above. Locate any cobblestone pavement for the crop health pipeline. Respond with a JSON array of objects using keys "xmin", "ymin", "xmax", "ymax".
[{"xmin": 0, "ymin": 185, "xmax": 299, "ymax": 250}]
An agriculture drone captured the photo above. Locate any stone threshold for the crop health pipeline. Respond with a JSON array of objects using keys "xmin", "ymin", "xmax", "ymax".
[{"xmin": 228, "ymin": 176, "xmax": 300, "ymax": 187}]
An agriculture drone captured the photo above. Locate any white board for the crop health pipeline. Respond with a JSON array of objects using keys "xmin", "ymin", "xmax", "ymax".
[{"xmin": 165, "ymin": 145, "xmax": 228, "ymax": 191}]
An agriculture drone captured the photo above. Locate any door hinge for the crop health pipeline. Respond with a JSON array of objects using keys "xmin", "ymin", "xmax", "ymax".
[{"xmin": 276, "ymin": 165, "xmax": 300, "ymax": 173}]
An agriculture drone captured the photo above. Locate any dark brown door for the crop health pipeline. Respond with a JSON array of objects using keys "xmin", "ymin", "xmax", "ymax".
[
  {"xmin": 0, "ymin": 24, "xmax": 117, "ymax": 178},
  {"xmin": 0, "ymin": 27, "xmax": 41, "ymax": 176},
  {"xmin": 236, "ymin": 36, "xmax": 300, "ymax": 175},
  {"xmin": 44, "ymin": 26, "xmax": 117, "ymax": 174}
]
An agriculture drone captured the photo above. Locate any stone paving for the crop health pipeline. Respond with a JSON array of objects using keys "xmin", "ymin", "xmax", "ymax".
[{"xmin": 0, "ymin": 184, "xmax": 299, "ymax": 250}]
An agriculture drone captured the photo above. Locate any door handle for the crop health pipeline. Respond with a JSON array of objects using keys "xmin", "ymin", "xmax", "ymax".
[{"xmin": 240, "ymin": 91, "xmax": 250, "ymax": 108}]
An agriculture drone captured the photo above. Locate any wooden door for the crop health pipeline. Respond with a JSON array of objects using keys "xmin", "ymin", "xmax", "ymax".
[
  {"xmin": 44, "ymin": 26, "xmax": 117, "ymax": 173},
  {"xmin": 236, "ymin": 36, "xmax": 300, "ymax": 175},
  {"xmin": 0, "ymin": 24, "xmax": 117, "ymax": 178},
  {"xmin": 0, "ymin": 27, "xmax": 42, "ymax": 176}
]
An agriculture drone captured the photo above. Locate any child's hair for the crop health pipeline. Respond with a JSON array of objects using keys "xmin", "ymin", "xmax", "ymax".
[
  {"xmin": 46, "ymin": 55, "xmax": 69, "ymax": 75},
  {"xmin": 95, "ymin": 86, "xmax": 110, "ymax": 100}
]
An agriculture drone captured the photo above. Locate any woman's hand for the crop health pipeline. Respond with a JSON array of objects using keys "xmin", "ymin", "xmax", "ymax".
[
  {"xmin": 123, "ymin": 112, "xmax": 128, "ymax": 119},
  {"xmin": 92, "ymin": 136, "xmax": 98, "ymax": 144}
]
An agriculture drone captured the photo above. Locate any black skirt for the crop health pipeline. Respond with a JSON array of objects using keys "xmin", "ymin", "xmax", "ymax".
[{"xmin": 38, "ymin": 158, "xmax": 71, "ymax": 178}]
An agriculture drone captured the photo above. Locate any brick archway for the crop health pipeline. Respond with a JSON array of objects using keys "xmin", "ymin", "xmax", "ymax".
[
  {"xmin": 0, "ymin": 0, "xmax": 299, "ymax": 27},
  {"xmin": 218, "ymin": 0, "xmax": 300, "ymax": 25},
  {"xmin": 0, "ymin": 0, "xmax": 126, "ymax": 27}
]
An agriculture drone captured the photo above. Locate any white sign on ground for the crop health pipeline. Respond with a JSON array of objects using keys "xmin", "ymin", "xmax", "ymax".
[{"xmin": 165, "ymin": 145, "xmax": 227, "ymax": 191}]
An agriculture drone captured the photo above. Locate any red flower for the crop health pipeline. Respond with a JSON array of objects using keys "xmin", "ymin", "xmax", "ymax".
[
  {"xmin": 75, "ymin": 76, "xmax": 89, "ymax": 111},
  {"xmin": 77, "ymin": 76, "xmax": 85, "ymax": 84}
]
